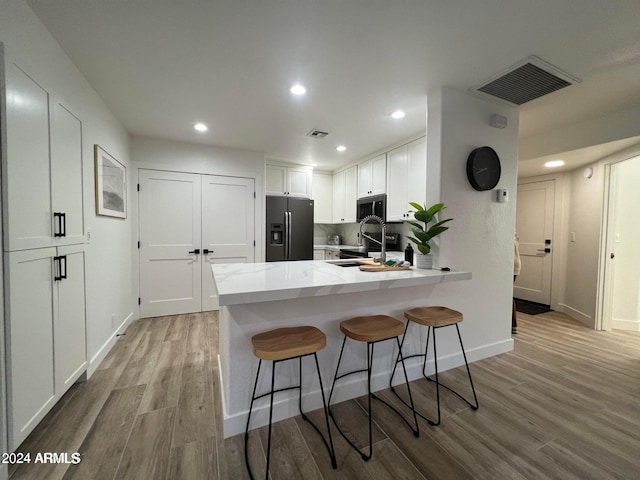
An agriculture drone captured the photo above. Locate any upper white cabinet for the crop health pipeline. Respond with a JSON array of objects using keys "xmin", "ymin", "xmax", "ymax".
[
  {"xmin": 387, "ymin": 138, "xmax": 427, "ymax": 222},
  {"xmin": 266, "ymin": 164, "xmax": 313, "ymax": 198},
  {"xmin": 312, "ymin": 172, "xmax": 333, "ymax": 223},
  {"xmin": 332, "ymin": 166, "xmax": 357, "ymax": 223},
  {"xmin": 4, "ymin": 63, "xmax": 85, "ymax": 251},
  {"xmin": 357, "ymin": 154, "xmax": 386, "ymax": 198}
]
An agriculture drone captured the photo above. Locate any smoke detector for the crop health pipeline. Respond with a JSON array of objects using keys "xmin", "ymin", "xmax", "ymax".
[
  {"xmin": 473, "ymin": 56, "xmax": 581, "ymax": 106},
  {"xmin": 306, "ymin": 129, "xmax": 329, "ymax": 139}
]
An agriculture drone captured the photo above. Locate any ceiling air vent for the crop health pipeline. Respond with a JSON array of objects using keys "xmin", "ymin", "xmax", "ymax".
[
  {"xmin": 474, "ymin": 56, "xmax": 581, "ymax": 105},
  {"xmin": 306, "ymin": 129, "xmax": 329, "ymax": 139}
]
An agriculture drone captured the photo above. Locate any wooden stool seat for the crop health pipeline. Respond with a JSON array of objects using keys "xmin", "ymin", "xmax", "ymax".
[
  {"xmin": 340, "ymin": 315, "xmax": 405, "ymax": 343},
  {"xmin": 405, "ymin": 306, "xmax": 463, "ymax": 327},
  {"xmin": 251, "ymin": 326, "xmax": 326, "ymax": 361}
]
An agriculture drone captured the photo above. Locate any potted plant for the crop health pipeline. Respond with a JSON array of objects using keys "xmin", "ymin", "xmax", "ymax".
[{"xmin": 405, "ymin": 202, "xmax": 452, "ymax": 269}]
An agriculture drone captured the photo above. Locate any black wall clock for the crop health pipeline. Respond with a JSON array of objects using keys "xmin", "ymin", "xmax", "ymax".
[{"xmin": 466, "ymin": 146, "xmax": 501, "ymax": 191}]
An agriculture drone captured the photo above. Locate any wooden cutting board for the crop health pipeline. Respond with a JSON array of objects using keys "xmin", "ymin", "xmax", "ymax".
[
  {"xmin": 359, "ymin": 264, "xmax": 411, "ymax": 272},
  {"xmin": 356, "ymin": 259, "xmax": 377, "ymax": 265}
]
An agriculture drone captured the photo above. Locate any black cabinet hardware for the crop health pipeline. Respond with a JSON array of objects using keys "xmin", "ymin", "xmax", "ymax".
[
  {"xmin": 54, "ymin": 212, "xmax": 66, "ymax": 237},
  {"xmin": 188, "ymin": 249, "xmax": 201, "ymax": 254},
  {"xmin": 203, "ymin": 249, "xmax": 213, "ymax": 254}
]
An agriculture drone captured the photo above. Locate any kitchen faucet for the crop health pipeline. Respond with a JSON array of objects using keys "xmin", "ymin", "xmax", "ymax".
[{"xmin": 359, "ymin": 215, "xmax": 386, "ymax": 264}]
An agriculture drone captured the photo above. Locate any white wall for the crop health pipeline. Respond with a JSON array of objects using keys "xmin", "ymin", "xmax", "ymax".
[
  {"xmin": 519, "ymin": 104, "xmax": 640, "ymax": 161},
  {"xmin": 428, "ymin": 87, "xmax": 519, "ymax": 348},
  {"xmin": 551, "ymin": 143, "xmax": 640, "ymax": 328},
  {"xmin": 0, "ymin": 0, "xmax": 135, "ymax": 378},
  {"xmin": 610, "ymin": 156, "xmax": 640, "ymax": 330},
  {"xmin": 130, "ymin": 136, "xmax": 266, "ymax": 262},
  {"xmin": 0, "ymin": 43, "xmax": 7, "ymax": 479}
]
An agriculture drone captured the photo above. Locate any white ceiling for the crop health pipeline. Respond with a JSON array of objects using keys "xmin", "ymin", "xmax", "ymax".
[{"xmin": 25, "ymin": 0, "xmax": 640, "ymax": 173}]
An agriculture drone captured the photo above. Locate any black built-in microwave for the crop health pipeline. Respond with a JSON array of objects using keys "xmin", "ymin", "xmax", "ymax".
[{"xmin": 357, "ymin": 194, "xmax": 386, "ymax": 223}]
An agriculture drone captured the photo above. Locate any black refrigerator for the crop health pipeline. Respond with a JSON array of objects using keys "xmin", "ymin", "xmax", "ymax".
[{"xmin": 266, "ymin": 196, "xmax": 314, "ymax": 261}]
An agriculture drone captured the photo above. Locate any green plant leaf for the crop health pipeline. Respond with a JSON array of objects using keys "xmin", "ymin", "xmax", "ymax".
[
  {"xmin": 404, "ymin": 220, "xmax": 423, "ymax": 230},
  {"xmin": 417, "ymin": 244, "xmax": 431, "ymax": 254},
  {"xmin": 414, "ymin": 209, "xmax": 429, "ymax": 223},
  {"xmin": 408, "ymin": 202, "xmax": 424, "ymax": 212},
  {"xmin": 425, "ymin": 226, "xmax": 449, "ymax": 238},
  {"xmin": 430, "ymin": 218, "xmax": 453, "ymax": 229},
  {"xmin": 406, "ymin": 236, "xmax": 423, "ymax": 246},
  {"xmin": 425, "ymin": 203, "xmax": 445, "ymax": 217},
  {"xmin": 411, "ymin": 227, "xmax": 430, "ymax": 243}
]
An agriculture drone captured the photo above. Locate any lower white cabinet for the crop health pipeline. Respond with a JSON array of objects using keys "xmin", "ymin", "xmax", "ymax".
[{"xmin": 6, "ymin": 245, "xmax": 87, "ymax": 449}]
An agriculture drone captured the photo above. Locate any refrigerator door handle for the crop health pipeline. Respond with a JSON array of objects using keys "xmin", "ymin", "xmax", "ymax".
[
  {"xmin": 286, "ymin": 211, "xmax": 292, "ymax": 259},
  {"xmin": 284, "ymin": 211, "xmax": 289, "ymax": 260}
]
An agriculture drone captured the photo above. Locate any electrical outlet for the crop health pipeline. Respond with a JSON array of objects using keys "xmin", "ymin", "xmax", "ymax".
[
  {"xmin": 570, "ymin": 232, "xmax": 576, "ymax": 242},
  {"xmin": 111, "ymin": 313, "xmax": 117, "ymax": 330}
]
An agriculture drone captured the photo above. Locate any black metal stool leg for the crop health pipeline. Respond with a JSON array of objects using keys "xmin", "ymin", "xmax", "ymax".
[
  {"xmin": 313, "ymin": 353, "xmax": 337, "ymax": 468},
  {"xmin": 244, "ymin": 360, "xmax": 262, "ymax": 480},
  {"xmin": 431, "ymin": 326, "xmax": 441, "ymax": 426},
  {"xmin": 389, "ymin": 320, "xmax": 410, "ymax": 388},
  {"xmin": 364, "ymin": 342, "xmax": 374, "ymax": 461},
  {"xmin": 395, "ymin": 336, "xmax": 420, "ymax": 436},
  {"xmin": 328, "ymin": 336, "xmax": 347, "ymax": 408},
  {"xmin": 456, "ymin": 324, "xmax": 479, "ymax": 410},
  {"xmin": 264, "ymin": 361, "xmax": 276, "ymax": 479}
]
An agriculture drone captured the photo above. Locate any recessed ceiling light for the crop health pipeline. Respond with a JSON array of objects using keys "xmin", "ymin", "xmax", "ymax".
[
  {"xmin": 544, "ymin": 160, "xmax": 565, "ymax": 168},
  {"xmin": 336, "ymin": 145, "xmax": 347, "ymax": 152},
  {"xmin": 390, "ymin": 110, "xmax": 406, "ymax": 119},
  {"xmin": 194, "ymin": 123, "xmax": 208, "ymax": 132},
  {"xmin": 290, "ymin": 83, "xmax": 307, "ymax": 96}
]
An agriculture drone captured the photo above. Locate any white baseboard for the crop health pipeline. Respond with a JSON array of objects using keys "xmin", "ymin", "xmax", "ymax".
[
  {"xmin": 612, "ymin": 318, "xmax": 640, "ymax": 332},
  {"xmin": 220, "ymin": 338, "xmax": 513, "ymax": 438},
  {"xmin": 557, "ymin": 303, "xmax": 594, "ymax": 328},
  {"xmin": 87, "ymin": 312, "xmax": 135, "ymax": 377}
]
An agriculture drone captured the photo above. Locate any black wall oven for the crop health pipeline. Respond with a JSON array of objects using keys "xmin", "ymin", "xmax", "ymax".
[{"xmin": 356, "ymin": 194, "xmax": 386, "ymax": 222}]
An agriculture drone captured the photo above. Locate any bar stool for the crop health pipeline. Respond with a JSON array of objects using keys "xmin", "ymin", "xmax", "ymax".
[
  {"xmin": 245, "ymin": 326, "xmax": 336, "ymax": 480},
  {"xmin": 328, "ymin": 315, "xmax": 419, "ymax": 461},
  {"xmin": 390, "ymin": 306, "xmax": 478, "ymax": 426}
]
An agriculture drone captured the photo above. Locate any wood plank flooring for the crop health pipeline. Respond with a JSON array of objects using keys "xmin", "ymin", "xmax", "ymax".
[{"xmin": 9, "ymin": 310, "xmax": 640, "ymax": 479}]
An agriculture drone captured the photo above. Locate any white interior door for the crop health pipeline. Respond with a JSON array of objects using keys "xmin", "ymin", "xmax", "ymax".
[
  {"xmin": 139, "ymin": 170, "xmax": 202, "ymax": 318},
  {"xmin": 515, "ymin": 180, "xmax": 555, "ymax": 305},
  {"xmin": 201, "ymin": 175, "xmax": 255, "ymax": 311}
]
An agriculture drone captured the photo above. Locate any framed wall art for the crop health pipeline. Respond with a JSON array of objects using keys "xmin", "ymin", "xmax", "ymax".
[{"xmin": 94, "ymin": 144, "xmax": 127, "ymax": 218}]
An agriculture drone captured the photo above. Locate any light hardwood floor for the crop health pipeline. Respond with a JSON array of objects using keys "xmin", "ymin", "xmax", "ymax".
[{"xmin": 9, "ymin": 310, "xmax": 640, "ymax": 479}]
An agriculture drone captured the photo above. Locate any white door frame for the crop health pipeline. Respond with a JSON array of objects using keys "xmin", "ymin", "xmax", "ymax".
[
  {"xmin": 597, "ymin": 154, "xmax": 640, "ymax": 331},
  {"xmin": 136, "ymin": 166, "xmax": 259, "ymax": 317}
]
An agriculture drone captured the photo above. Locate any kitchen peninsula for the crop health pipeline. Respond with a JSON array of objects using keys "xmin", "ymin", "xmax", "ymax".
[{"xmin": 213, "ymin": 260, "xmax": 471, "ymax": 437}]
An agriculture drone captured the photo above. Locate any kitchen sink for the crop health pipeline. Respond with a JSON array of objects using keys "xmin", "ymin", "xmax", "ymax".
[{"xmin": 326, "ymin": 260, "xmax": 361, "ymax": 267}]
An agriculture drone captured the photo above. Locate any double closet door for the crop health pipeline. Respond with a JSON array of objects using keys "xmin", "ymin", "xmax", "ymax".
[{"xmin": 139, "ymin": 169, "xmax": 255, "ymax": 318}]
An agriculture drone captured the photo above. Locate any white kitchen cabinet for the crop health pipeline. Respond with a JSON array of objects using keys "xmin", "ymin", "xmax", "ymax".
[
  {"xmin": 312, "ymin": 172, "xmax": 333, "ymax": 223},
  {"xmin": 313, "ymin": 248, "xmax": 326, "ymax": 260},
  {"xmin": 387, "ymin": 138, "xmax": 427, "ymax": 222},
  {"xmin": 6, "ymin": 245, "xmax": 87, "ymax": 449},
  {"xmin": 266, "ymin": 164, "xmax": 313, "ymax": 198},
  {"xmin": 332, "ymin": 166, "xmax": 357, "ymax": 223},
  {"xmin": 4, "ymin": 62, "xmax": 85, "ymax": 251},
  {"xmin": 357, "ymin": 154, "xmax": 386, "ymax": 198}
]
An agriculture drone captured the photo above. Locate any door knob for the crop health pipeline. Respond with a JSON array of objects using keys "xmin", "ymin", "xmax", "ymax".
[
  {"xmin": 188, "ymin": 249, "xmax": 201, "ymax": 254},
  {"xmin": 610, "ymin": 252, "xmax": 615, "ymax": 259}
]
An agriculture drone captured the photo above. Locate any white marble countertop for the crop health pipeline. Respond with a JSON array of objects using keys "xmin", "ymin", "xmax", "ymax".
[{"xmin": 212, "ymin": 260, "xmax": 471, "ymax": 306}]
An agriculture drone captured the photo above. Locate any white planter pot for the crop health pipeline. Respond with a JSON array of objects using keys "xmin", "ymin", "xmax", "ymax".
[{"xmin": 415, "ymin": 253, "xmax": 433, "ymax": 269}]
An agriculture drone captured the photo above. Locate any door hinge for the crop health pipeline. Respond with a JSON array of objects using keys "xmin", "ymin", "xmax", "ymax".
[
  {"xmin": 253, "ymin": 240, "xmax": 256, "ymax": 247},
  {"xmin": 137, "ymin": 241, "xmax": 140, "ymax": 249},
  {"xmin": 253, "ymin": 191, "xmax": 256, "ymax": 199},
  {"xmin": 137, "ymin": 183, "xmax": 140, "ymax": 192},
  {"xmin": 138, "ymin": 297, "xmax": 141, "ymax": 305}
]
